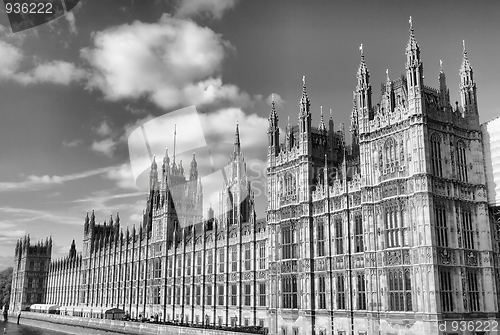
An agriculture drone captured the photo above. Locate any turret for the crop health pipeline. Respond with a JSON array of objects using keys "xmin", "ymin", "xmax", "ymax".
[
  {"xmin": 319, "ymin": 106, "xmax": 327, "ymax": 133},
  {"xmin": 405, "ymin": 16, "xmax": 424, "ymax": 107},
  {"xmin": 84, "ymin": 212, "xmax": 89, "ymax": 234},
  {"xmin": 438, "ymin": 60, "xmax": 450, "ymax": 109},
  {"xmin": 150, "ymin": 155, "xmax": 158, "ymax": 190},
  {"xmin": 234, "ymin": 122, "xmax": 241, "ymax": 155},
  {"xmin": 459, "ymin": 40, "xmax": 478, "ymax": 119},
  {"xmin": 355, "ymin": 44, "xmax": 372, "ymax": 135},
  {"xmin": 190, "ymin": 153, "xmax": 198, "ymax": 181},
  {"xmin": 114, "ymin": 212, "xmax": 120, "ymax": 229},
  {"xmin": 162, "ymin": 148, "xmax": 170, "ymax": 180},
  {"xmin": 268, "ymin": 94, "xmax": 280, "ymax": 156},
  {"xmin": 298, "ymin": 76, "xmax": 311, "ymax": 134},
  {"xmin": 69, "ymin": 239, "xmax": 76, "ymax": 258}
]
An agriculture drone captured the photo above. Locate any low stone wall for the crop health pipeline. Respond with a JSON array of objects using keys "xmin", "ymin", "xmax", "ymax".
[{"xmin": 11, "ymin": 312, "xmax": 255, "ymax": 335}]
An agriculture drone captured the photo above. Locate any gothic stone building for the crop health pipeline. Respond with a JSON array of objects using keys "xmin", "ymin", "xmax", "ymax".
[
  {"xmin": 265, "ymin": 21, "xmax": 499, "ymax": 335},
  {"xmin": 11, "ymin": 124, "xmax": 270, "ymax": 329},
  {"xmin": 10, "ymin": 21, "xmax": 500, "ymax": 335}
]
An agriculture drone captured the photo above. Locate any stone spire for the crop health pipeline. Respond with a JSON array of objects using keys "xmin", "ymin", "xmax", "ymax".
[
  {"xmin": 319, "ymin": 106, "xmax": 327, "ymax": 132},
  {"xmin": 190, "ymin": 153, "xmax": 198, "ymax": 181},
  {"xmin": 299, "ymin": 75, "xmax": 310, "ymax": 117},
  {"xmin": 234, "ymin": 122, "xmax": 241, "ymax": 154}
]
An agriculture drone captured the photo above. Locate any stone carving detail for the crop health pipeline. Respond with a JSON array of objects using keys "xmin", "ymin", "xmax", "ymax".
[
  {"xmin": 217, "ymin": 274, "xmax": 224, "ymax": 282},
  {"xmin": 282, "ymin": 260, "xmax": 298, "ymax": 273},
  {"xmin": 385, "ymin": 250, "xmax": 401, "ymax": 266},
  {"xmin": 315, "ymin": 258, "xmax": 325, "ymax": 271},
  {"xmin": 402, "ymin": 250, "xmax": 410, "ymax": 265},
  {"xmin": 465, "ymin": 251, "xmax": 478, "ymax": 266},
  {"xmin": 438, "ymin": 248, "xmax": 452, "ymax": 265},
  {"xmin": 258, "ymin": 271, "xmax": 266, "ymax": 279},
  {"xmin": 230, "ymin": 273, "xmax": 237, "ymax": 281}
]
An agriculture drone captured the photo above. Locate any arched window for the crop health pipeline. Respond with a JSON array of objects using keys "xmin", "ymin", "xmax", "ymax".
[
  {"xmin": 284, "ymin": 172, "xmax": 296, "ymax": 196},
  {"xmin": 385, "ymin": 204, "xmax": 402, "ymax": 248},
  {"xmin": 384, "ymin": 138, "xmax": 397, "ymax": 168},
  {"xmin": 456, "ymin": 141, "xmax": 468, "ymax": 182},
  {"xmin": 430, "ymin": 134, "xmax": 443, "ymax": 177}
]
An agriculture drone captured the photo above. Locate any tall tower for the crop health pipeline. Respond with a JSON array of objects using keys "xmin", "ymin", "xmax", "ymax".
[{"xmin": 10, "ymin": 235, "xmax": 52, "ymax": 313}]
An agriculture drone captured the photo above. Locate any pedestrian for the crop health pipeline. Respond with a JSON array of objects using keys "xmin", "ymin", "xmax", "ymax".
[
  {"xmin": 16, "ymin": 312, "xmax": 20, "ymax": 325},
  {"xmin": 2, "ymin": 309, "xmax": 7, "ymax": 322}
]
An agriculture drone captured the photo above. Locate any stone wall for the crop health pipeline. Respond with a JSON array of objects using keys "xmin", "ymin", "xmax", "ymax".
[{"xmin": 12, "ymin": 312, "xmax": 256, "ymax": 335}]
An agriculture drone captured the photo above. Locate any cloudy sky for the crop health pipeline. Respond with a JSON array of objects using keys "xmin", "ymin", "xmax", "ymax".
[{"xmin": 0, "ymin": 0, "xmax": 499, "ymax": 269}]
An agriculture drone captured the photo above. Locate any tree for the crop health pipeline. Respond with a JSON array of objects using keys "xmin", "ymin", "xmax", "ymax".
[{"xmin": 0, "ymin": 267, "xmax": 13, "ymax": 309}]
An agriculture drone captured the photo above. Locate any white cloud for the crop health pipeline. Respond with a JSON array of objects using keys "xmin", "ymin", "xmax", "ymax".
[
  {"xmin": 175, "ymin": 0, "xmax": 237, "ymax": 19},
  {"xmin": 0, "ymin": 166, "xmax": 117, "ymax": 192},
  {"xmin": 0, "ymin": 229, "xmax": 26, "ymax": 244},
  {"xmin": 91, "ymin": 138, "xmax": 116, "ymax": 157},
  {"xmin": 27, "ymin": 60, "xmax": 87, "ymax": 85},
  {"xmin": 82, "ymin": 14, "xmax": 248, "ymax": 110},
  {"xmin": 94, "ymin": 120, "xmax": 112, "ymax": 136},
  {"xmin": 0, "ymin": 40, "xmax": 86, "ymax": 85},
  {"xmin": 105, "ymin": 163, "xmax": 141, "ymax": 190},
  {"xmin": 0, "ymin": 40, "xmax": 24, "ymax": 79},
  {"xmin": 65, "ymin": 11, "xmax": 77, "ymax": 34},
  {"xmin": 0, "ymin": 206, "xmax": 82, "ymax": 226},
  {"xmin": 63, "ymin": 139, "xmax": 83, "ymax": 147}
]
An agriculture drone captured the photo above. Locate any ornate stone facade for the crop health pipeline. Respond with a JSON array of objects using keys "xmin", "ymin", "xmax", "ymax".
[{"xmin": 265, "ymin": 20, "xmax": 499, "ymax": 335}]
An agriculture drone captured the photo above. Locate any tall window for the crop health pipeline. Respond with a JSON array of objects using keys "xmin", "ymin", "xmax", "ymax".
[
  {"xmin": 285, "ymin": 172, "xmax": 296, "ymax": 196},
  {"xmin": 231, "ymin": 246, "xmax": 238, "ymax": 272},
  {"xmin": 244, "ymin": 284, "xmax": 251, "ymax": 306},
  {"xmin": 196, "ymin": 252, "xmax": 202, "ymax": 275},
  {"xmin": 435, "ymin": 201, "xmax": 449, "ymax": 247},
  {"xmin": 354, "ymin": 214, "xmax": 364, "ymax": 252},
  {"xmin": 384, "ymin": 138, "xmax": 397, "ymax": 168},
  {"xmin": 357, "ymin": 274, "xmax": 366, "ymax": 310},
  {"xmin": 154, "ymin": 259, "xmax": 162, "ymax": 278},
  {"xmin": 231, "ymin": 284, "xmax": 237, "ymax": 306},
  {"xmin": 282, "ymin": 227, "xmax": 297, "ymax": 259},
  {"xmin": 185, "ymin": 285, "xmax": 191, "ymax": 305},
  {"xmin": 175, "ymin": 286, "xmax": 181, "ymax": 305},
  {"xmin": 386, "ymin": 205, "xmax": 401, "ymax": 248},
  {"xmin": 218, "ymin": 285, "xmax": 224, "ymax": 305},
  {"xmin": 439, "ymin": 268, "xmax": 454, "ymax": 312},
  {"xmin": 318, "ymin": 276, "xmax": 326, "ymax": 309},
  {"xmin": 207, "ymin": 252, "xmax": 213, "ymax": 274},
  {"xmin": 456, "ymin": 141, "xmax": 468, "ymax": 182},
  {"xmin": 206, "ymin": 285, "xmax": 212, "ymax": 305},
  {"xmin": 467, "ymin": 270, "xmax": 480, "ymax": 312},
  {"xmin": 195, "ymin": 286, "xmax": 201, "ymax": 305},
  {"xmin": 462, "ymin": 207, "xmax": 474, "ymax": 249},
  {"xmin": 177, "ymin": 258, "xmax": 182, "ymax": 276},
  {"xmin": 431, "ymin": 134, "xmax": 443, "ymax": 177},
  {"xmin": 167, "ymin": 257, "xmax": 173, "ymax": 277},
  {"xmin": 259, "ymin": 243, "xmax": 266, "ymax": 270},
  {"xmin": 244, "ymin": 244, "xmax": 251, "ymax": 271},
  {"xmin": 218, "ymin": 249, "xmax": 225, "ymax": 273},
  {"xmin": 167, "ymin": 287, "xmax": 172, "ymax": 305},
  {"xmin": 335, "ymin": 217, "xmax": 343, "ymax": 254},
  {"xmin": 153, "ymin": 287, "xmax": 161, "ymax": 304},
  {"xmin": 186, "ymin": 254, "xmax": 192, "ymax": 276},
  {"xmin": 282, "ymin": 275, "xmax": 298, "ymax": 309},
  {"xmin": 388, "ymin": 268, "xmax": 412, "ymax": 311},
  {"xmin": 317, "ymin": 222, "xmax": 325, "ymax": 257},
  {"xmin": 259, "ymin": 283, "xmax": 266, "ymax": 306},
  {"xmin": 337, "ymin": 274, "xmax": 345, "ymax": 309}
]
